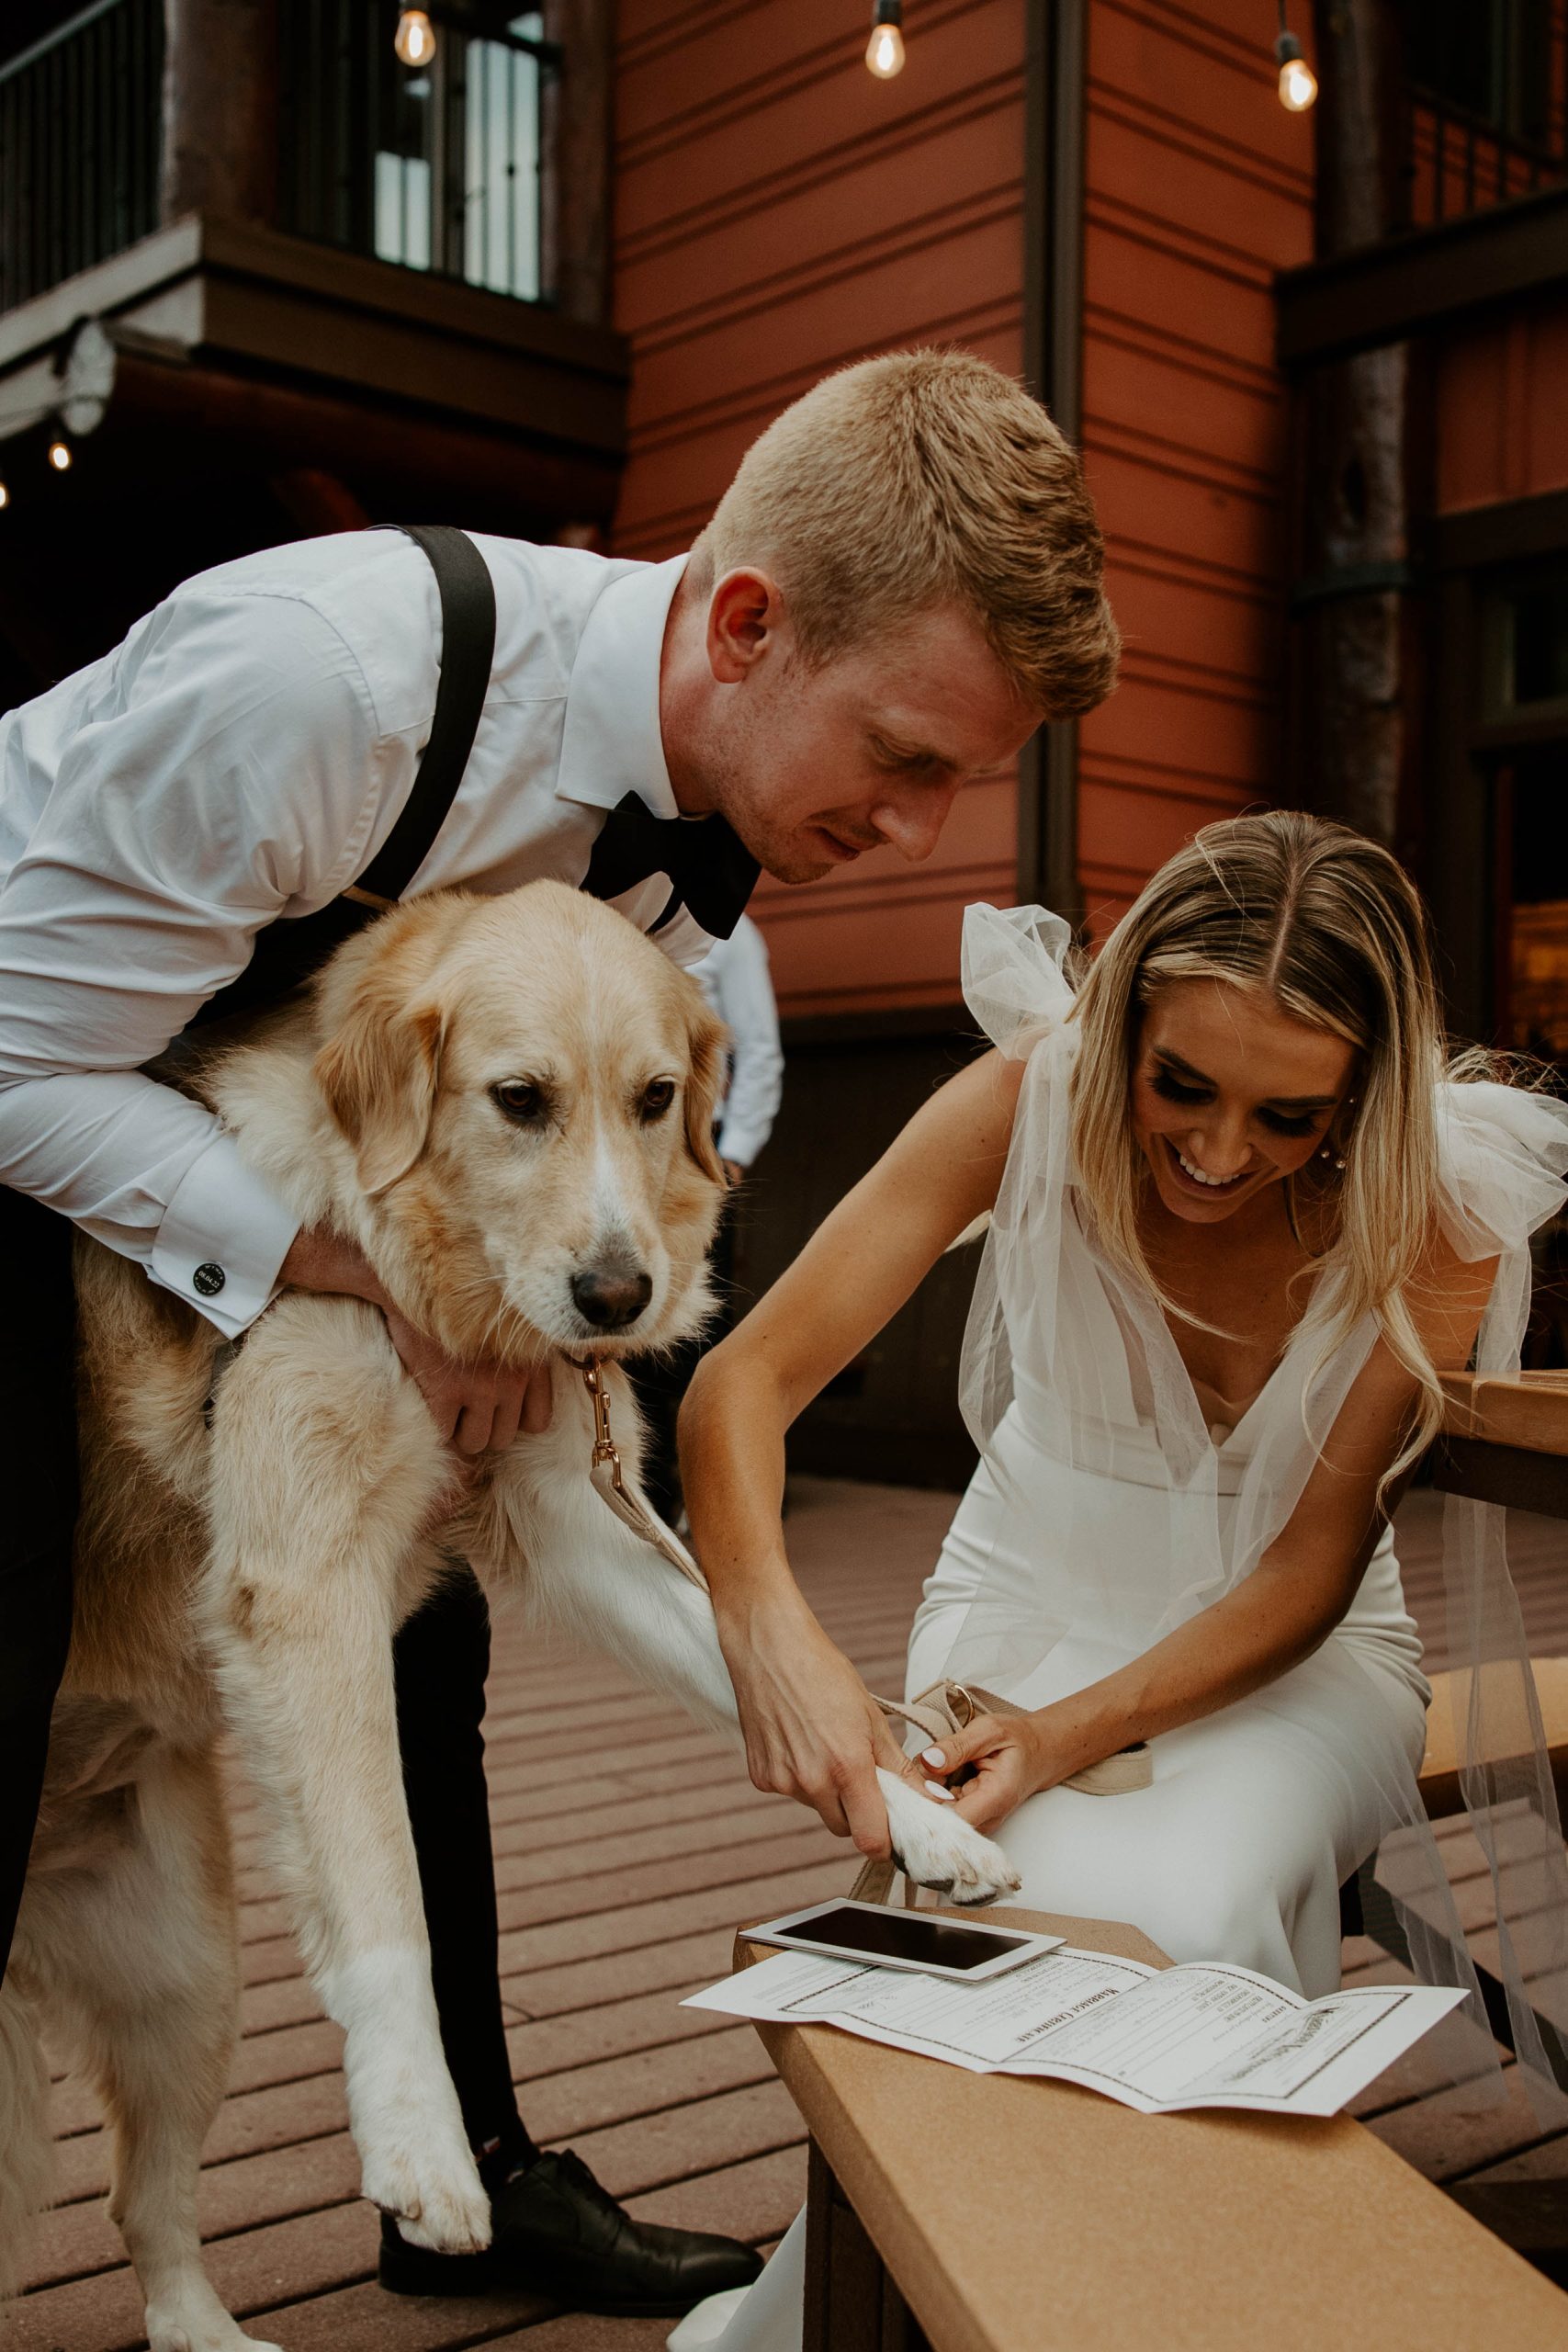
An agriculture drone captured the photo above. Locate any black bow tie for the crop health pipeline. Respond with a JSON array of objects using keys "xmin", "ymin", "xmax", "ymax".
[{"xmin": 581, "ymin": 794, "xmax": 760, "ymax": 942}]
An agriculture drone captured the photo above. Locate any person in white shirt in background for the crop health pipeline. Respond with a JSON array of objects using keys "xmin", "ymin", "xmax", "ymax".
[
  {"xmin": 637, "ymin": 912, "xmax": 784, "ymax": 1524},
  {"xmin": 697, "ymin": 913, "xmax": 785, "ymax": 1186},
  {"xmin": 0, "ymin": 350, "xmax": 1118, "ymax": 2317}
]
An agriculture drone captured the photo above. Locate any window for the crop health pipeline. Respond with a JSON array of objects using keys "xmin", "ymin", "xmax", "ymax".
[
  {"xmin": 1406, "ymin": 1, "xmax": 1554, "ymax": 148},
  {"xmin": 1483, "ymin": 566, "xmax": 1568, "ymax": 725},
  {"xmin": 279, "ymin": 2, "xmax": 558, "ymax": 304},
  {"xmin": 1479, "ymin": 565, "xmax": 1568, "ymax": 1063}
]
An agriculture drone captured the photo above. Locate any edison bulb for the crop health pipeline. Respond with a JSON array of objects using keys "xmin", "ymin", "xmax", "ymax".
[
  {"xmin": 1279, "ymin": 54, "xmax": 1317, "ymax": 110},
  {"xmin": 47, "ymin": 438, "xmax": 72, "ymax": 471},
  {"xmin": 866, "ymin": 21, "xmax": 905, "ymax": 76},
  {"xmin": 394, "ymin": 8, "xmax": 436, "ymax": 67}
]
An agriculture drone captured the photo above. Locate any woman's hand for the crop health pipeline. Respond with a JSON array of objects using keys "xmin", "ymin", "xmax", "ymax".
[
  {"xmin": 919, "ymin": 1709, "xmax": 1080, "ymax": 1836},
  {"xmin": 382, "ymin": 1310, "xmax": 555, "ymax": 1453},
  {"xmin": 716, "ymin": 1591, "xmax": 925, "ymax": 1857}
]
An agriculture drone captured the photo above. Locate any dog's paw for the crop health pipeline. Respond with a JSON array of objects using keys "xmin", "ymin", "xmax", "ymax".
[
  {"xmin": 144, "ymin": 2270, "xmax": 285, "ymax": 2352},
  {"xmin": 353, "ymin": 2081, "xmax": 491, "ymax": 2255},
  {"xmin": 361, "ymin": 2130, "xmax": 492, "ymax": 2256},
  {"xmin": 876, "ymin": 1769, "xmax": 1021, "ymax": 1906}
]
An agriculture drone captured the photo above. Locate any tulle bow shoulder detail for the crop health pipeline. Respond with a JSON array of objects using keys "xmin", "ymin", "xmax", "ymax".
[
  {"xmin": 1435, "ymin": 1079, "xmax": 1568, "ymax": 1261},
  {"xmin": 961, "ymin": 903, "xmax": 1077, "ymax": 1060}
]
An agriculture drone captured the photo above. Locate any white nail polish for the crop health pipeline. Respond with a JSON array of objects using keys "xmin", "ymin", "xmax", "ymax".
[
  {"xmin": 921, "ymin": 1747, "xmax": 945, "ymax": 1767},
  {"xmin": 924, "ymin": 1779, "xmax": 956, "ymax": 1803}
]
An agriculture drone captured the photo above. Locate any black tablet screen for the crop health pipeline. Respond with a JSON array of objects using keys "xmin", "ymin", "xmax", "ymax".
[{"xmin": 782, "ymin": 1905, "xmax": 1030, "ymax": 1971}]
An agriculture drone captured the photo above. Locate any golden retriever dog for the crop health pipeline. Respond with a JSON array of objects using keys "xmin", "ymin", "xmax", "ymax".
[{"xmin": 1, "ymin": 880, "xmax": 1016, "ymax": 2352}]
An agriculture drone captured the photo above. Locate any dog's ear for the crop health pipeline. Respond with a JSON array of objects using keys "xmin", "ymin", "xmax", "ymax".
[
  {"xmin": 315, "ymin": 973, "xmax": 446, "ymax": 1198},
  {"xmin": 314, "ymin": 898, "xmax": 474, "ymax": 1196},
  {"xmin": 682, "ymin": 990, "xmax": 730, "ymax": 1188}
]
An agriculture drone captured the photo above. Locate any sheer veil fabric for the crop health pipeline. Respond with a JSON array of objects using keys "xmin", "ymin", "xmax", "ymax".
[{"xmin": 945, "ymin": 902, "xmax": 1568, "ymax": 2111}]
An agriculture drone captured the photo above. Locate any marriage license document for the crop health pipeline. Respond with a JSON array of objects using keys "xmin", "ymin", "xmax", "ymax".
[{"xmin": 687, "ymin": 1941, "xmax": 1464, "ymax": 2117}]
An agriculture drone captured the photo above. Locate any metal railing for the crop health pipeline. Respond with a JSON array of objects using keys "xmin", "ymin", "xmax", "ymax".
[
  {"xmin": 0, "ymin": 0, "xmax": 164, "ymax": 314},
  {"xmin": 277, "ymin": 0, "xmax": 559, "ymax": 303},
  {"xmin": 1400, "ymin": 0, "xmax": 1567, "ymax": 230}
]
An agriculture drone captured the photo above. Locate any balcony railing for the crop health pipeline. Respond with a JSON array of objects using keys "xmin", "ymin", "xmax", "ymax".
[
  {"xmin": 1400, "ymin": 0, "xmax": 1567, "ymax": 230},
  {"xmin": 0, "ymin": 0, "xmax": 164, "ymax": 314},
  {"xmin": 277, "ymin": 0, "xmax": 559, "ymax": 304}
]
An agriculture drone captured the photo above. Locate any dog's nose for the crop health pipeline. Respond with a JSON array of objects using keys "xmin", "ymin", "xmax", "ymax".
[{"xmin": 571, "ymin": 1263, "xmax": 653, "ymax": 1331}]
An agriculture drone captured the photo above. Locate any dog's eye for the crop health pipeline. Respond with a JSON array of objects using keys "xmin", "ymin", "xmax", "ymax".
[
  {"xmin": 491, "ymin": 1080, "xmax": 548, "ymax": 1127},
  {"xmin": 639, "ymin": 1079, "xmax": 676, "ymax": 1122}
]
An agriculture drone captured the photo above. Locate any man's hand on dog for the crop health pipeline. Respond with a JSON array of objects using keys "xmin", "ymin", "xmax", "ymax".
[
  {"xmin": 716, "ymin": 1589, "xmax": 925, "ymax": 1856},
  {"xmin": 282, "ymin": 1222, "xmax": 553, "ymax": 1453},
  {"xmin": 383, "ymin": 1311, "xmax": 555, "ymax": 1453},
  {"xmin": 380, "ymin": 1317, "xmax": 557, "ymax": 1458}
]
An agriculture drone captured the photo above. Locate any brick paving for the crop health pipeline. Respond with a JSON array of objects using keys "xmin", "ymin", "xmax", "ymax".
[{"xmin": 19, "ymin": 1478, "xmax": 1568, "ymax": 2346}]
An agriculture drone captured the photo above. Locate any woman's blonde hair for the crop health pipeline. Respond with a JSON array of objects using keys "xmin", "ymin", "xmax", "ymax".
[
  {"xmin": 688, "ymin": 348, "xmax": 1120, "ymax": 718},
  {"xmin": 1070, "ymin": 810, "xmax": 1454, "ymax": 1484}
]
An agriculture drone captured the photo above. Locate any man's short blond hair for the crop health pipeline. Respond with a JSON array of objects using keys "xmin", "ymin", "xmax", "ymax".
[{"xmin": 690, "ymin": 348, "xmax": 1119, "ymax": 718}]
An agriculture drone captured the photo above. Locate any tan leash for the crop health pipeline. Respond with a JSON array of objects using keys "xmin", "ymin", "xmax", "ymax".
[
  {"xmin": 571, "ymin": 1355, "xmax": 710, "ymax": 1589},
  {"xmin": 569, "ymin": 1354, "xmax": 1152, "ymax": 1907}
]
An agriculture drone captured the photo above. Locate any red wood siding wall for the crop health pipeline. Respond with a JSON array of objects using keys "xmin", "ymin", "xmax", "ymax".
[
  {"xmin": 1076, "ymin": 0, "xmax": 1313, "ymax": 932},
  {"xmin": 611, "ymin": 1, "xmax": 1315, "ymax": 1008},
  {"xmin": 612, "ymin": 0, "xmax": 1027, "ymax": 1019},
  {"xmin": 1435, "ymin": 300, "xmax": 1568, "ymax": 513}
]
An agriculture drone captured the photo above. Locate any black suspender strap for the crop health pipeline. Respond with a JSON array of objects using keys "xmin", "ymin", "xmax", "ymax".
[
  {"xmin": 189, "ymin": 525, "xmax": 495, "ymax": 1028},
  {"xmin": 348, "ymin": 524, "xmax": 498, "ymax": 910}
]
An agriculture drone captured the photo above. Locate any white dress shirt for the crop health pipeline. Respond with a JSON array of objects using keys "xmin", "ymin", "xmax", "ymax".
[
  {"xmin": 692, "ymin": 914, "xmax": 784, "ymax": 1170},
  {"xmin": 0, "ymin": 531, "xmax": 715, "ymax": 1337}
]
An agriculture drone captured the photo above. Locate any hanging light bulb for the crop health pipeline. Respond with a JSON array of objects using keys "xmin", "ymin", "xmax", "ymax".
[
  {"xmin": 865, "ymin": 0, "xmax": 905, "ymax": 80},
  {"xmin": 47, "ymin": 436, "xmax": 72, "ymax": 472},
  {"xmin": 1275, "ymin": 32, "xmax": 1317, "ymax": 110},
  {"xmin": 0, "ymin": 479, "xmax": 9, "ymax": 510},
  {"xmin": 1273, "ymin": 7, "xmax": 1316, "ymax": 113},
  {"xmin": 394, "ymin": 8, "xmax": 436, "ymax": 67}
]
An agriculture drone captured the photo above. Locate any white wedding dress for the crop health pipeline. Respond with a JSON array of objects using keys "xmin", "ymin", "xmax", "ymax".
[{"xmin": 671, "ymin": 905, "xmax": 1568, "ymax": 2352}]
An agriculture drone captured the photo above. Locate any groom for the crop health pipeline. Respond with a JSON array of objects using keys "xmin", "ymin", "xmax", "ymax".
[{"xmin": 0, "ymin": 347, "xmax": 1117, "ymax": 2314}]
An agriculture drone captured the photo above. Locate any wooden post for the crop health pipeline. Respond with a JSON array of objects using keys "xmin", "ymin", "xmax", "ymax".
[
  {"xmin": 1018, "ymin": 0, "xmax": 1088, "ymax": 926},
  {"xmin": 803, "ymin": 2141, "xmax": 932, "ymax": 2352},
  {"xmin": 1294, "ymin": 1, "xmax": 1412, "ymax": 846},
  {"xmin": 543, "ymin": 0, "xmax": 615, "ymax": 325},
  {"xmin": 160, "ymin": 0, "xmax": 278, "ymax": 225}
]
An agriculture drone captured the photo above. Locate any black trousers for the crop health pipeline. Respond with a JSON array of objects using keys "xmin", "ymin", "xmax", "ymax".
[{"xmin": 0, "ymin": 1186, "xmax": 525, "ymax": 2159}]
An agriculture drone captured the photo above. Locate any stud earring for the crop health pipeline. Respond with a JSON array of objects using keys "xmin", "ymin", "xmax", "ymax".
[{"xmin": 1319, "ymin": 1141, "xmax": 1347, "ymax": 1170}]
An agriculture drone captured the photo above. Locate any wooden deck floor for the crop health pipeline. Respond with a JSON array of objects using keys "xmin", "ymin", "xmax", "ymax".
[{"xmin": 19, "ymin": 1478, "xmax": 1568, "ymax": 2347}]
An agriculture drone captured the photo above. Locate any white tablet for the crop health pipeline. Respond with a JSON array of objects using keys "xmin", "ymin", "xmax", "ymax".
[{"xmin": 744, "ymin": 1897, "xmax": 1062, "ymax": 1982}]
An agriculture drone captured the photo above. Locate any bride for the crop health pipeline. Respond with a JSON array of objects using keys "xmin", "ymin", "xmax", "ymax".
[{"xmin": 668, "ymin": 811, "xmax": 1568, "ymax": 2350}]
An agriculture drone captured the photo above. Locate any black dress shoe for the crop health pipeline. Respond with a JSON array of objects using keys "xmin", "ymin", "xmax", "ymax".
[{"xmin": 378, "ymin": 2147, "xmax": 763, "ymax": 2316}]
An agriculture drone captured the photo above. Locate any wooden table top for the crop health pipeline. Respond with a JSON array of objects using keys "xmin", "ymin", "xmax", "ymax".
[
  {"xmin": 1442, "ymin": 1370, "xmax": 1568, "ymax": 1456},
  {"xmin": 740, "ymin": 1905, "xmax": 1568, "ymax": 2352}
]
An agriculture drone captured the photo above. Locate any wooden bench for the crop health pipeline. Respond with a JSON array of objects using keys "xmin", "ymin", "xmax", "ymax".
[
  {"xmin": 1432, "ymin": 1368, "xmax": 1568, "ymax": 1518},
  {"xmin": 1353, "ymin": 1373, "xmax": 1568, "ymax": 2098},
  {"xmin": 1416, "ymin": 1657, "xmax": 1568, "ymax": 1823},
  {"xmin": 739, "ymin": 1906, "xmax": 1568, "ymax": 2350}
]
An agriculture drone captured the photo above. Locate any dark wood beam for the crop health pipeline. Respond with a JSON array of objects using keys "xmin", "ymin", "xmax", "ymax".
[
  {"xmin": 543, "ymin": 0, "xmax": 614, "ymax": 327},
  {"xmin": 1278, "ymin": 183, "xmax": 1568, "ymax": 369},
  {"xmin": 780, "ymin": 1002, "xmax": 972, "ymax": 1052},
  {"xmin": 1432, "ymin": 486, "xmax": 1568, "ymax": 571},
  {"xmin": 1291, "ymin": 0, "xmax": 1413, "ymax": 849},
  {"xmin": 107, "ymin": 348, "xmax": 623, "ymax": 521},
  {"xmin": 0, "ymin": 214, "xmax": 630, "ymax": 483},
  {"xmin": 1017, "ymin": 0, "xmax": 1087, "ymax": 927},
  {"xmin": 161, "ymin": 0, "xmax": 278, "ymax": 225}
]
